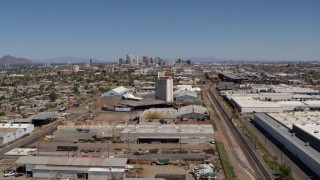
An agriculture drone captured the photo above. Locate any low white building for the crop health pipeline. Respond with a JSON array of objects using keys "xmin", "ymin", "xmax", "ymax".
[
  {"xmin": 0, "ymin": 123, "xmax": 34, "ymax": 144},
  {"xmin": 231, "ymin": 97, "xmax": 283, "ymax": 113},
  {"xmin": 101, "ymin": 86, "xmax": 128, "ymax": 98},
  {"xmin": 16, "ymin": 156, "xmax": 128, "ymax": 180},
  {"xmin": 120, "ymin": 124, "xmax": 214, "ymax": 144}
]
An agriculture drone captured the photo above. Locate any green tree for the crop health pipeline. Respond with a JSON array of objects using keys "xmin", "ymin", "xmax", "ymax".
[
  {"xmin": 48, "ymin": 91, "xmax": 59, "ymax": 102},
  {"xmin": 72, "ymin": 83, "xmax": 80, "ymax": 94}
]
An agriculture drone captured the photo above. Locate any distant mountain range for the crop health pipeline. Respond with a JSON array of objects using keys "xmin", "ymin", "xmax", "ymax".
[
  {"xmin": 187, "ymin": 57, "xmax": 221, "ymax": 62},
  {"xmin": 33, "ymin": 56, "xmax": 103, "ymax": 64},
  {"xmin": 0, "ymin": 55, "xmax": 33, "ymax": 65}
]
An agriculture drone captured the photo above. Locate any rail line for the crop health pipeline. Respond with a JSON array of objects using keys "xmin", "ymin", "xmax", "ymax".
[
  {"xmin": 207, "ymin": 82, "xmax": 272, "ymax": 180},
  {"xmin": 206, "ymin": 91, "xmax": 257, "ymax": 178}
]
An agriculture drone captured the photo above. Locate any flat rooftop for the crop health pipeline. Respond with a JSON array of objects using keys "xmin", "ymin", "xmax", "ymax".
[
  {"xmin": 4, "ymin": 148, "xmax": 37, "ymax": 156},
  {"xmin": 267, "ymin": 112, "xmax": 320, "ymax": 129},
  {"xmin": 294, "ymin": 124, "xmax": 320, "ymax": 141},
  {"xmin": 231, "ymin": 97, "xmax": 281, "ymax": 108},
  {"xmin": 31, "ymin": 112, "xmax": 57, "ymax": 120},
  {"xmin": 16, "ymin": 156, "xmax": 128, "ymax": 167},
  {"xmin": 122, "ymin": 124, "xmax": 214, "ymax": 134},
  {"xmin": 255, "ymin": 113, "xmax": 320, "ymax": 167}
]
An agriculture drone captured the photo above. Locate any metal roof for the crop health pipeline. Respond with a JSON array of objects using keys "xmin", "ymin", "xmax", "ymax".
[
  {"xmin": 254, "ymin": 113, "xmax": 320, "ymax": 166},
  {"xmin": 121, "ymin": 124, "xmax": 214, "ymax": 134},
  {"xmin": 268, "ymin": 112, "xmax": 320, "ymax": 129},
  {"xmin": 174, "ymin": 90, "xmax": 197, "ymax": 98},
  {"xmin": 16, "ymin": 156, "xmax": 128, "ymax": 167},
  {"xmin": 231, "ymin": 97, "xmax": 281, "ymax": 108},
  {"xmin": 31, "ymin": 112, "xmax": 57, "ymax": 120},
  {"xmin": 294, "ymin": 124, "xmax": 320, "ymax": 141},
  {"xmin": 177, "ymin": 105, "xmax": 208, "ymax": 115}
]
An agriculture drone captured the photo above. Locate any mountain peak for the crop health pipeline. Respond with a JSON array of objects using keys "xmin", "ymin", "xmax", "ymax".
[{"xmin": 0, "ymin": 55, "xmax": 33, "ymax": 65}]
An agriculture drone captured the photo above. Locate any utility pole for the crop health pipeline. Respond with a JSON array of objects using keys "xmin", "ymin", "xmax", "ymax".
[
  {"xmin": 37, "ymin": 143, "xmax": 40, "ymax": 156},
  {"xmin": 127, "ymin": 132, "xmax": 130, "ymax": 153},
  {"xmin": 179, "ymin": 134, "xmax": 182, "ymax": 151}
]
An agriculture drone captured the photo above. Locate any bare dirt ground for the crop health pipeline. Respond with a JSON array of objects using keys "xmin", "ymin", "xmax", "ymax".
[
  {"xmin": 93, "ymin": 111, "xmax": 138, "ymax": 122},
  {"xmin": 137, "ymin": 164, "xmax": 194, "ymax": 180}
]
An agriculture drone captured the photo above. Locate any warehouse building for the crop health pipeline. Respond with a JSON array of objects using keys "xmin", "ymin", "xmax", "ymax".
[
  {"xmin": 230, "ymin": 97, "xmax": 282, "ymax": 113},
  {"xmin": 120, "ymin": 99, "xmax": 169, "ymax": 110},
  {"xmin": 217, "ymin": 82, "xmax": 234, "ymax": 91},
  {"xmin": 0, "ymin": 123, "xmax": 34, "ymax": 144},
  {"xmin": 139, "ymin": 108, "xmax": 177, "ymax": 123},
  {"xmin": 292, "ymin": 124, "xmax": 320, "ymax": 152},
  {"xmin": 229, "ymin": 94, "xmax": 320, "ymax": 113},
  {"xmin": 177, "ymin": 105, "xmax": 209, "ymax": 120},
  {"xmin": 120, "ymin": 124, "xmax": 214, "ymax": 144},
  {"xmin": 174, "ymin": 90, "xmax": 198, "ymax": 104},
  {"xmin": 218, "ymin": 72, "xmax": 246, "ymax": 83},
  {"xmin": 101, "ymin": 86, "xmax": 128, "ymax": 98},
  {"xmin": 16, "ymin": 156, "xmax": 128, "ymax": 180},
  {"xmin": 139, "ymin": 105, "xmax": 209, "ymax": 123},
  {"xmin": 254, "ymin": 113, "xmax": 320, "ymax": 178},
  {"xmin": 31, "ymin": 112, "xmax": 57, "ymax": 126}
]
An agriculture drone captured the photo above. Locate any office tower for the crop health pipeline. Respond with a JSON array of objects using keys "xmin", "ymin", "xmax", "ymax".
[
  {"xmin": 119, "ymin": 58, "xmax": 124, "ymax": 65},
  {"xmin": 90, "ymin": 59, "xmax": 93, "ymax": 67},
  {"xmin": 126, "ymin": 54, "xmax": 133, "ymax": 65},
  {"xmin": 154, "ymin": 57, "xmax": 160, "ymax": 64},
  {"xmin": 186, "ymin": 60, "xmax": 192, "ymax": 65}
]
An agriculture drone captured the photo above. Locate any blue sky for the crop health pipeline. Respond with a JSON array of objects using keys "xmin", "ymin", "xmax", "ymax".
[{"xmin": 0, "ymin": 0, "xmax": 319, "ymax": 61}]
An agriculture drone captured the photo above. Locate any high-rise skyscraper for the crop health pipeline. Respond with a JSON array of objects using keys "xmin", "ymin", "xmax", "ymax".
[
  {"xmin": 89, "ymin": 59, "xmax": 93, "ymax": 67},
  {"xmin": 126, "ymin": 54, "xmax": 133, "ymax": 65},
  {"xmin": 119, "ymin": 58, "xmax": 124, "ymax": 65},
  {"xmin": 155, "ymin": 72, "xmax": 173, "ymax": 102}
]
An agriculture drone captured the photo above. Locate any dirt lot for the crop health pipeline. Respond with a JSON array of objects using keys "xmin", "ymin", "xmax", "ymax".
[
  {"xmin": 93, "ymin": 111, "xmax": 139, "ymax": 122},
  {"xmin": 137, "ymin": 164, "xmax": 194, "ymax": 180}
]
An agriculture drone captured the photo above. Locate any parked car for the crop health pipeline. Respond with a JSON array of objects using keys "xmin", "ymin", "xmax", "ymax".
[{"xmin": 4, "ymin": 172, "xmax": 15, "ymax": 177}]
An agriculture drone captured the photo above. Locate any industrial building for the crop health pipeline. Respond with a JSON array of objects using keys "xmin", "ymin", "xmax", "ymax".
[
  {"xmin": 175, "ymin": 85, "xmax": 201, "ymax": 94},
  {"xmin": 176, "ymin": 105, "xmax": 209, "ymax": 120},
  {"xmin": 120, "ymin": 124, "xmax": 214, "ymax": 144},
  {"xmin": 101, "ymin": 86, "xmax": 128, "ymax": 98},
  {"xmin": 228, "ymin": 92, "xmax": 320, "ymax": 113},
  {"xmin": 217, "ymin": 82, "xmax": 235, "ymax": 91},
  {"xmin": 174, "ymin": 90, "xmax": 198, "ymax": 104},
  {"xmin": 218, "ymin": 72, "xmax": 246, "ymax": 83},
  {"xmin": 0, "ymin": 123, "xmax": 34, "ymax": 144},
  {"xmin": 31, "ymin": 112, "xmax": 57, "ymax": 126},
  {"xmin": 230, "ymin": 97, "xmax": 282, "ymax": 113},
  {"xmin": 139, "ymin": 105, "xmax": 209, "ymax": 123},
  {"xmin": 122, "ymin": 93, "xmax": 143, "ymax": 101},
  {"xmin": 253, "ymin": 113, "xmax": 320, "ymax": 178},
  {"xmin": 120, "ymin": 98, "xmax": 169, "ymax": 110},
  {"xmin": 155, "ymin": 72, "xmax": 173, "ymax": 102},
  {"xmin": 16, "ymin": 156, "xmax": 128, "ymax": 180}
]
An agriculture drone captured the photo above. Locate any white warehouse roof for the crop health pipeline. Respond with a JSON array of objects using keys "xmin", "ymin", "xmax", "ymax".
[
  {"xmin": 231, "ymin": 97, "xmax": 281, "ymax": 108},
  {"xmin": 112, "ymin": 86, "xmax": 128, "ymax": 94},
  {"xmin": 294, "ymin": 124, "xmax": 320, "ymax": 141}
]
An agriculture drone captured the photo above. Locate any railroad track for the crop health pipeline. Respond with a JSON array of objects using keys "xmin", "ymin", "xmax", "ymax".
[
  {"xmin": 206, "ymin": 90, "xmax": 257, "ymax": 178},
  {"xmin": 207, "ymin": 82, "xmax": 272, "ymax": 180}
]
